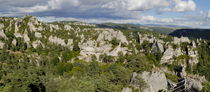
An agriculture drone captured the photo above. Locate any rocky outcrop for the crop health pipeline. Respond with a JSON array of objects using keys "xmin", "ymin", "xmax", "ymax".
[
  {"xmin": 0, "ymin": 23, "xmax": 4, "ymax": 29},
  {"xmin": 23, "ymin": 31, "xmax": 30, "ymax": 43},
  {"xmin": 27, "ymin": 22, "xmax": 37, "ymax": 32},
  {"xmin": 131, "ymin": 70, "xmax": 168, "ymax": 92},
  {"xmin": 79, "ymin": 40, "xmax": 116, "ymax": 62},
  {"xmin": 173, "ymin": 37, "xmax": 190, "ymax": 44},
  {"xmin": 122, "ymin": 88, "xmax": 132, "ymax": 92},
  {"xmin": 138, "ymin": 33, "xmax": 155, "ymax": 44},
  {"xmin": 160, "ymin": 45, "xmax": 182, "ymax": 64},
  {"xmin": 35, "ymin": 32, "xmax": 42, "ymax": 38},
  {"xmin": 48, "ymin": 36, "xmax": 66, "ymax": 46},
  {"xmin": 151, "ymin": 40, "xmax": 164, "ymax": 53},
  {"xmin": 49, "ymin": 24, "xmax": 59, "ymax": 32},
  {"xmin": 0, "ymin": 41, "xmax": 4, "ymax": 49},
  {"xmin": 96, "ymin": 28, "xmax": 128, "ymax": 44},
  {"xmin": 64, "ymin": 25, "xmax": 73, "ymax": 30},
  {"xmin": 109, "ymin": 44, "xmax": 128, "ymax": 56},
  {"xmin": 14, "ymin": 33, "xmax": 22, "ymax": 38},
  {"xmin": 12, "ymin": 39, "xmax": 17, "ymax": 46},
  {"xmin": 186, "ymin": 75, "xmax": 205, "ymax": 91},
  {"xmin": 188, "ymin": 48, "xmax": 199, "ymax": 65},
  {"xmin": 0, "ymin": 30, "xmax": 7, "ymax": 39},
  {"xmin": 32, "ymin": 40, "xmax": 43, "ymax": 48},
  {"xmin": 79, "ymin": 29, "xmax": 129, "ymax": 61},
  {"xmin": 48, "ymin": 36, "xmax": 73, "ymax": 49}
]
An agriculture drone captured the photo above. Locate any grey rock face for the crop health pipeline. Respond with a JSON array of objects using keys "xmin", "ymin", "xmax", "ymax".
[
  {"xmin": 139, "ymin": 33, "xmax": 155, "ymax": 45},
  {"xmin": 160, "ymin": 44, "xmax": 182, "ymax": 64},
  {"xmin": 48, "ymin": 36, "xmax": 73, "ymax": 49},
  {"xmin": 32, "ymin": 40, "xmax": 43, "ymax": 48},
  {"xmin": 161, "ymin": 46, "xmax": 174, "ymax": 64},
  {"xmin": 49, "ymin": 24, "xmax": 60, "ymax": 32},
  {"xmin": 0, "ymin": 30, "xmax": 7, "ymax": 39},
  {"xmin": 14, "ymin": 33, "xmax": 22, "ymax": 38},
  {"xmin": 0, "ymin": 41, "xmax": 4, "ymax": 49},
  {"xmin": 12, "ymin": 39, "xmax": 17, "ymax": 46},
  {"xmin": 141, "ymin": 71, "xmax": 168, "ymax": 92},
  {"xmin": 151, "ymin": 40, "xmax": 164, "ymax": 53},
  {"xmin": 35, "ymin": 32, "xmax": 42, "ymax": 38},
  {"xmin": 173, "ymin": 37, "xmax": 190, "ymax": 44},
  {"xmin": 122, "ymin": 88, "xmax": 132, "ymax": 92},
  {"xmin": 188, "ymin": 48, "xmax": 199, "ymax": 65},
  {"xmin": 64, "ymin": 25, "xmax": 73, "ymax": 30},
  {"xmin": 131, "ymin": 70, "xmax": 168, "ymax": 92},
  {"xmin": 96, "ymin": 28, "xmax": 128, "ymax": 44},
  {"xmin": 79, "ymin": 39, "xmax": 128, "ymax": 62},
  {"xmin": 48, "ymin": 36, "xmax": 66, "ymax": 46},
  {"xmin": 27, "ymin": 22, "xmax": 36, "ymax": 32},
  {"xmin": 79, "ymin": 29, "xmax": 129, "ymax": 62},
  {"xmin": 0, "ymin": 23, "xmax": 4, "ymax": 29},
  {"xmin": 186, "ymin": 75, "xmax": 205, "ymax": 91},
  {"xmin": 23, "ymin": 31, "xmax": 30, "ymax": 43}
]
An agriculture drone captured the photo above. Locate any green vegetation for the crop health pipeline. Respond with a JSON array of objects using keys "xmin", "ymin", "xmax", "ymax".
[
  {"xmin": 0, "ymin": 16, "xmax": 210, "ymax": 92},
  {"xmin": 194, "ymin": 41, "xmax": 210, "ymax": 81},
  {"xmin": 203, "ymin": 81, "xmax": 210, "ymax": 92},
  {"xmin": 165, "ymin": 73, "xmax": 179, "ymax": 83},
  {"xmin": 111, "ymin": 37, "xmax": 120, "ymax": 48}
]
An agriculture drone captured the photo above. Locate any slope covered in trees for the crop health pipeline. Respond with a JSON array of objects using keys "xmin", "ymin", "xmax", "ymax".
[{"xmin": 169, "ymin": 29, "xmax": 210, "ymax": 39}]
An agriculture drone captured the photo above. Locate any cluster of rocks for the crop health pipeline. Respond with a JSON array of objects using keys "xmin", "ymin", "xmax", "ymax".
[{"xmin": 0, "ymin": 16, "xmax": 207, "ymax": 92}]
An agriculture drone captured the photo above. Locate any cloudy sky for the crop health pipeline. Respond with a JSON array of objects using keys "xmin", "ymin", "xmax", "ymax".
[{"xmin": 0, "ymin": 0, "xmax": 210, "ymax": 28}]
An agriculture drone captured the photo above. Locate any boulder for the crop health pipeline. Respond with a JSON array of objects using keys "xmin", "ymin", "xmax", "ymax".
[
  {"xmin": 180, "ymin": 36, "xmax": 190, "ymax": 43},
  {"xmin": 130, "ymin": 70, "xmax": 168, "ymax": 92},
  {"xmin": 151, "ymin": 40, "xmax": 164, "ymax": 53},
  {"xmin": 12, "ymin": 39, "xmax": 17, "ymax": 46},
  {"xmin": 96, "ymin": 29, "xmax": 128, "ymax": 44},
  {"xmin": 48, "ymin": 36, "xmax": 66, "ymax": 46},
  {"xmin": 160, "ymin": 45, "xmax": 174, "ymax": 64},
  {"xmin": 35, "ymin": 32, "xmax": 42, "ymax": 38},
  {"xmin": 186, "ymin": 75, "xmax": 205, "ymax": 91},
  {"xmin": 0, "ymin": 30, "xmax": 7, "ymax": 39},
  {"xmin": 160, "ymin": 45, "xmax": 182, "ymax": 64},
  {"xmin": 122, "ymin": 88, "xmax": 132, "ymax": 92},
  {"xmin": 27, "ymin": 22, "xmax": 36, "ymax": 31},
  {"xmin": 188, "ymin": 48, "xmax": 199, "ymax": 65},
  {"xmin": 32, "ymin": 40, "xmax": 42, "ymax": 48},
  {"xmin": 23, "ymin": 31, "xmax": 30, "ymax": 43},
  {"xmin": 64, "ymin": 25, "xmax": 73, "ymax": 30},
  {"xmin": 0, "ymin": 23, "xmax": 4, "ymax": 29},
  {"xmin": 0, "ymin": 41, "xmax": 4, "ymax": 49}
]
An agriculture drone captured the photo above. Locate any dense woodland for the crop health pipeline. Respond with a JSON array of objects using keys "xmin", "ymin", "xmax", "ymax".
[{"xmin": 169, "ymin": 29, "xmax": 210, "ymax": 39}]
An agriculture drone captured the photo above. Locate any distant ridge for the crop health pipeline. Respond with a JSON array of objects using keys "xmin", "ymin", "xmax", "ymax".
[
  {"xmin": 96, "ymin": 23, "xmax": 176, "ymax": 34},
  {"xmin": 169, "ymin": 29, "xmax": 210, "ymax": 39}
]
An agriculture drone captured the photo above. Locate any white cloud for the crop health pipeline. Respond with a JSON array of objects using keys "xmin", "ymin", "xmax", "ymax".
[
  {"xmin": 199, "ymin": 10, "xmax": 203, "ymax": 14},
  {"xmin": 140, "ymin": 16, "xmax": 174, "ymax": 23},
  {"xmin": 173, "ymin": 0, "xmax": 196, "ymax": 12},
  {"xmin": 1, "ymin": 0, "xmax": 209, "ymax": 28},
  {"xmin": 102, "ymin": 0, "xmax": 169, "ymax": 11},
  {"xmin": 39, "ymin": 15, "xmax": 210, "ymax": 28},
  {"xmin": 17, "ymin": 5, "xmax": 49, "ymax": 13},
  {"xmin": 208, "ymin": 11, "xmax": 210, "ymax": 18},
  {"xmin": 161, "ymin": 0, "xmax": 196, "ymax": 12},
  {"xmin": 16, "ymin": 0, "xmax": 80, "ymax": 13},
  {"xmin": 39, "ymin": 15, "xmax": 174, "ymax": 25}
]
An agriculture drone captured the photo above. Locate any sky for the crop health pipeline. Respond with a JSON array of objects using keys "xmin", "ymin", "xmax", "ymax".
[{"xmin": 0, "ymin": 0, "xmax": 210, "ymax": 28}]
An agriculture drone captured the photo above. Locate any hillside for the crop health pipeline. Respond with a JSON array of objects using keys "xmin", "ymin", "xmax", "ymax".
[
  {"xmin": 0, "ymin": 16, "xmax": 210, "ymax": 92},
  {"xmin": 169, "ymin": 29, "xmax": 210, "ymax": 39},
  {"xmin": 96, "ymin": 23, "xmax": 176, "ymax": 34}
]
